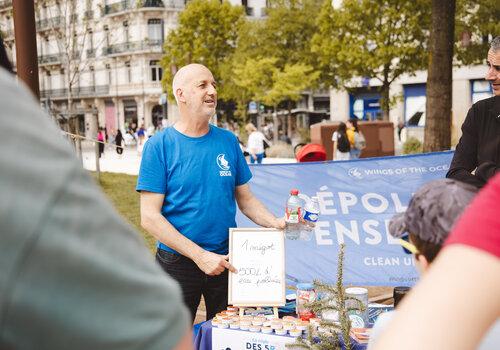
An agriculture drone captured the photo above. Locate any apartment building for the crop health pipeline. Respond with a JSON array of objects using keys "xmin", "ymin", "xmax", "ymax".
[
  {"xmin": 0, "ymin": 0, "xmax": 322, "ymax": 137},
  {"xmin": 1, "ymin": 0, "xmax": 189, "ymax": 136}
]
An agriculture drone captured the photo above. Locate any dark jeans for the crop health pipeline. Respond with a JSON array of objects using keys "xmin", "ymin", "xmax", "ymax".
[{"xmin": 156, "ymin": 248, "xmax": 228, "ymax": 322}]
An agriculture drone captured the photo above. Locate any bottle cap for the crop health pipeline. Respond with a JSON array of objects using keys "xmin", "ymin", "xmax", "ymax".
[{"xmin": 290, "ymin": 189, "xmax": 299, "ymax": 195}]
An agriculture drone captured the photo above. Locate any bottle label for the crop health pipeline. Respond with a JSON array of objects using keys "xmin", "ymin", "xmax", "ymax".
[
  {"xmin": 286, "ymin": 207, "xmax": 301, "ymax": 223},
  {"xmin": 303, "ymin": 210, "xmax": 319, "ymax": 223}
]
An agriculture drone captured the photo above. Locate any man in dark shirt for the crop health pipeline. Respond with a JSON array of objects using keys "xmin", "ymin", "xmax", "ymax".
[{"xmin": 447, "ymin": 36, "xmax": 500, "ymax": 188}]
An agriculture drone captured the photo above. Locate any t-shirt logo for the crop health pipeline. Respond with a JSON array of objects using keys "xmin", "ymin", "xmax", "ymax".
[{"xmin": 216, "ymin": 154, "xmax": 232, "ymax": 177}]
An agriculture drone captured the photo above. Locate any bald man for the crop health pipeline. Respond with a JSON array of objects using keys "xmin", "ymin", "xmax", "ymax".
[{"xmin": 137, "ymin": 64, "xmax": 285, "ymax": 322}]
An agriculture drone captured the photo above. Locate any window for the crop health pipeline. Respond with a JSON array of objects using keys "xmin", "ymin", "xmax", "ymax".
[
  {"xmin": 106, "ymin": 63, "xmax": 112, "ymax": 85},
  {"xmin": 150, "ymin": 60, "xmax": 162, "ymax": 81},
  {"xmin": 404, "ymin": 84, "xmax": 426, "ymax": 127},
  {"xmin": 471, "ymin": 80, "xmax": 493, "ymax": 104},
  {"xmin": 125, "ymin": 61, "xmax": 131, "ymax": 83},
  {"xmin": 148, "ymin": 18, "xmax": 163, "ymax": 43}
]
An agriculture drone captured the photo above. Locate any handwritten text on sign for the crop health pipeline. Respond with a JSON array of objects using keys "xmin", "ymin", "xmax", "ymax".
[{"xmin": 229, "ymin": 228, "xmax": 285, "ymax": 307}]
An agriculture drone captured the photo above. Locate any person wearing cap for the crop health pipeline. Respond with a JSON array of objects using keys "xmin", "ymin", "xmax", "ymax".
[
  {"xmin": 446, "ymin": 36, "xmax": 500, "ymax": 188},
  {"xmin": 368, "ymin": 178, "xmax": 500, "ymax": 349},
  {"xmin": 372, "ymin": 174, "xmax": 500, "ymax": 350}
]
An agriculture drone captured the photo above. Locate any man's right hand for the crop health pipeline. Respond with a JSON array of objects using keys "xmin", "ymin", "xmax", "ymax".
[{"xmin": 194, "ymin": 250, "xmax": 237, "ymax": 276}]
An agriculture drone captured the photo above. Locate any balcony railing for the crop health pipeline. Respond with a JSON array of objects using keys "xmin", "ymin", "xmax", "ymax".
[
  {"xmin": 102, "ymin": 0, "xmax": 183, "ymax": 15},
  {"xmin": 163, "ymin": 0, "xmax": 184, "ymax": 9},
  {"xmin": 141, "ymin": 0, "xmax": 165, "ymax": 8},
  {"xmin": 36, "ymin": 16, "xmax": 63, "ymax": 31},
  {"xmin": 102, "ymin": 40, "xmax": 163, "ymax": 56},
  {"xmin": 103, "ymin": 1, "xmax": 133, "ymax": 15},
  {"xmin": 38, "ymin": 51, "xmax": 80, "ymax": 65},
  {"xmin": 0, "ymin": 0, "xmax": 12, "ymax": 10},
  {"xmin": 40, "ymin": 85, "xmax": 110, "ymax": 99},
  {"xmin": 38, "ymin": 53, "xmax": 62, "ymax": 65}
]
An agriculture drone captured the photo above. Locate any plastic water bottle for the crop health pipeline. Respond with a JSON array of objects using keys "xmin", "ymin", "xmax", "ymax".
[
  {"xmin": 301, "ymin": 196, "xmax": 320, "ymax": 240},
  {"xmin": 304, "ymin": 197, "xmax": 320, "ymax": 229},
  {"xmin": 285, "ymin": 189, "xmax": 302, "ymax": 240}
]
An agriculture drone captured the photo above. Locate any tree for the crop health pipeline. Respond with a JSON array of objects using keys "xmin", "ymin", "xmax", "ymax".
[
  {"xmin": 244, "ymin": 0, "xmax": 323, "ymax": 68},
  {"xmin": 160, "ymin": 0, "xmax": 245, "ymax": 100},
  {"xmin": 423, "ymin": 0, "xmax": 456, "ymax": 152},
  {"xmin": 42, "ymin": 0, "xmax": 96, "ymax": 155},
  {"xmin": 232, "ymin": 57, "xmax": 318, "ymax": 141},
  {"xmin": 455, "ymin": 0, "xmax": 500, "ymax": 65},
  {"xmin": 224, "ymin": 0, "xmax": 321, "ymax": 131},
  {"xmin": 312, "ymin": 0, "xmax": 430, "ymax": 120}
]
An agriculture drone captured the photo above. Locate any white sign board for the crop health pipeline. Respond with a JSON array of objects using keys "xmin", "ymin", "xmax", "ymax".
[
  {"xmin": 228, "ymin": 228, "xmax": 286, "ymax": 307},
  {"xmin": 212, "ymin": 327, "xmax": 295, "ymax": 350}
]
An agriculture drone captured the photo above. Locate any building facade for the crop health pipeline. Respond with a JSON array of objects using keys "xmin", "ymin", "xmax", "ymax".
[
  {"xmin": 329, "ymin": 65, "xmax": 494, "ymax": 147},
  {"xmin": 1, "ymin": 0, "xmax": 189, "ymax": 137}
]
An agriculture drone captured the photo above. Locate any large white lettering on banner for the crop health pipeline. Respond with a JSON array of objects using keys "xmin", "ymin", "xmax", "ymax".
[
  {"xmin": 212, "ymin": 327, "xmax": 295, "ymax": 350},
  {"xmin": 236, "ymin": 151, "xmax": 454, "ymax": 286}
]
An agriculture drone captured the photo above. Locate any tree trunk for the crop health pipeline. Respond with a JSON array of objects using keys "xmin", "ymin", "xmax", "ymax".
[
  {"xmin": 424, "ymin": 0, "xmax": 455, "ymax": 152},
  {"xmin": 381, "ymin": 83, "xmax": 390, "ymax": 121},
  {"xmin": 272, "ymin": 106, "xmax": 279, "ymax": 143},
  {"xmin": 287, "ymin": 100, "xmax": 293, "ymax": 139}
]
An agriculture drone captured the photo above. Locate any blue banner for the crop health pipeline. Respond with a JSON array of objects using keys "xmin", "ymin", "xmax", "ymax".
[{"xmin": 236, "ymin": 151, "xmax": 454, "ymax": 287}]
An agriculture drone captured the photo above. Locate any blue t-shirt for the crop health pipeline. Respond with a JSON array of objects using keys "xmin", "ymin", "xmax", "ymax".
[{"xmin": 136, "ymin": 124, "xmax": 252, "ymax": 255}]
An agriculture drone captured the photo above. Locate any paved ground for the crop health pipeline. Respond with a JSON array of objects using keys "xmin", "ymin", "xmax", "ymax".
[{"xmin": 81, "ymin": 142, "xmax": 296, "ymax": 175}]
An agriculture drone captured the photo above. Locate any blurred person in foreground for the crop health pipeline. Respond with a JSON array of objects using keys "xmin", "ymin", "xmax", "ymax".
[
  {"xmin": 368, "ymin": 179, "xmax": 500, "ymax": 349},
  {"xmin": 446, "ymin": 36, "xmax": 500, "ymax": 188},
  {"xmin": 137, "ymin": 64, "xmax": 285, "ymax": 322},
  {"xmin": 373, "ymin": 174, "xmax": 500, "ymax": 350},
  {"xmin": 0, "ymin": 61, "xmax": 191, "ymax": 348}
]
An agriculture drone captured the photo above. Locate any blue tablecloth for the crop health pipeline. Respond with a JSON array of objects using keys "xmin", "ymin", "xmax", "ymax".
[{"xmin": 194, "ymin": 321, "xmax": 367, "ymax": 350}]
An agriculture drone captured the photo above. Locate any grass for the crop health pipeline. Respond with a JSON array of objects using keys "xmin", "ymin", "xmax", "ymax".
[{"xmin": 93, "ymin": 171, "xmax": 156, "ymax": 252}]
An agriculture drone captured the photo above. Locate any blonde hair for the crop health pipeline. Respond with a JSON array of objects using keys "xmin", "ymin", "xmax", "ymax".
[{"xmin": 245, "ymin": 123, "xmax": 257, "ymax": 133}]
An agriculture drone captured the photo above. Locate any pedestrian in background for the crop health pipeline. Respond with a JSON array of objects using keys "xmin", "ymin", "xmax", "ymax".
[
  {"xmin": 346, "ymin": 118, "xmax": 366, "ymax": 159},
  {"xmin": 137, "ymin": 124, "xmax": 146, "ymax": 154},
  {"xmin": 332, "ymin": 122, "xmax": 350, "ymax": 160},
  {"xmin": 245, "ymin": 122, "xmax": 269, "ymax": 164},
  {"xmin": 97, "ymin": 127, "xmax": 105, "ymax": 158},
  {"xmin": 115, "ymin": 129, "xmax": 124, "ymax": 155}
]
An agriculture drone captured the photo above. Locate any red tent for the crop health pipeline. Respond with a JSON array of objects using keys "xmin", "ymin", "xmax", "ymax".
[{"xmin": 295, "ymin": 143, "xmax": 327, "ymax": 163}]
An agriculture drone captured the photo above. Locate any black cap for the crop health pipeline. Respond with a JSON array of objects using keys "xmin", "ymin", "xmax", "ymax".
[{"xmin": 389, "ymin": 179, "xmax": 478, "ymax": 245}]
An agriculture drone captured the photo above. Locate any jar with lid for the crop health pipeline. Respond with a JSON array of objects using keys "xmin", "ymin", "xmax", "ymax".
[{"xmin": 296, "ymin": 283, "xmax": 316, "ymax": 321}]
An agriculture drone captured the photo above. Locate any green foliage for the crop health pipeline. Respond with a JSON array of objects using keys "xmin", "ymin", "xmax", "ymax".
[
  {"xmin": 160, "ymin": 0, "xmax": 245, "ymax": 100},
  {"xmin": 455, "ymin": 0, "xmax": 500, "ymax": 65},
  {"xmin": 253, "ymin": 0, "xmax": 323, "ymax": 68},
  {"xmin": 402, "ymin": 137, "xmax": 423, "ymax": 154},
  {"xmin": 221, "ymin": 0, "xmax": 322, "ymax": 120},
  {"xmin": 312, "ymin": 0, "xmax": 430, "ymax": 119},
  {"xmin": 231, "ymin": 57, "xmax": 319, "ymax": 109}
]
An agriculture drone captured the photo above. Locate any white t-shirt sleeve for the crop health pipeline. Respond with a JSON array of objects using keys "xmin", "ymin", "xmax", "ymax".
[
  {"xmin": 247, "ymin": 132, "xmax": 265, "ymax": 154},
  {"xmin": 332, "ymin": 131, "xmax": 339, "ymax": 141}
]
